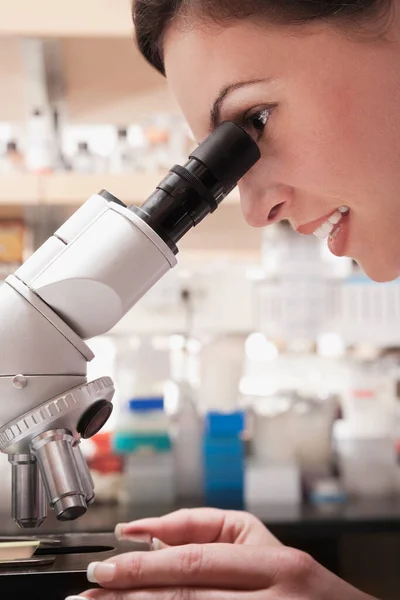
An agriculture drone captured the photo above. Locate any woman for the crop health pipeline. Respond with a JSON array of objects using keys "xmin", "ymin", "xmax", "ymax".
[{"xmin": 69, "ymin": 1, "xmax": 399, "ymax": 598}]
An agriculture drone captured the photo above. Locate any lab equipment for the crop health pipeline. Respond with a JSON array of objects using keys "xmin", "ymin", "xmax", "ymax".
[
  {"xmin": 0, "ymin": 140, "xmax": 25, "ymax": 173},
  {"xmin": 0, "ymin": 540, "xmax": 39, "ymax": 561},
  {"xmin": 199, "ymin": 334, "xmax": 245, "ymax": 412},
  {"xmin": 203, "ymin": 411, "xmax": 245, "ymax": 509},
  {"xmin": 113, "ymin": 339, "xmax": 172, "ymax": 454},
  {"xmin": 0, "ymin": 121, "xmax": 260, "ymax": 527},
  {"xmin": 70, "ymin": 141, "xmax": 97, "ymax": 173},
  {"xmin": 109, "ymin": 127, "xmax": 137, "ymax": 174},
  {"xmin": 25, "ymin": 108, "xmax": 56, "ymax": 173},
  {"xmin": 334, "ymin": 420, "xmax": 399, "ymax": 498},
  {"xmin": 113, "ymin": 357, "xmax": 175, "ymax": 505},
  {"xmin": 173, "ymin": 380, "xmax": 203, "ymax": 500},
  {"xmin": 113, "ymin": 398, "xmax": 172, "ymax": 454},
  {"xmin": 245, "ymin": 461, "xmax": 301, "ymax": 509},
  {"xmin": 123, "ymin": 451, "xmax": 176, "ymax": 506},
  {"xmin": 0, "ymin": 532, "xmax": 145, "ymax": 600}
]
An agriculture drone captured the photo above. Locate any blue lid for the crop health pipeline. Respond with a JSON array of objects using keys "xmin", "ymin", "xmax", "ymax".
[
  {"xmin": 129, "ymin": 397, "xmax": 164, "ymax": 412},
  {"xmin": 205, "ymin": 411, "xmax": 245, "ymax": 435}
]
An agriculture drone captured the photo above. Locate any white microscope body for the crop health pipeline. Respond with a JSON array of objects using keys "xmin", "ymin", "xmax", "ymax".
[{"xmin": 0, "ymin": 122, "xmax": 260, "ymax": 527}]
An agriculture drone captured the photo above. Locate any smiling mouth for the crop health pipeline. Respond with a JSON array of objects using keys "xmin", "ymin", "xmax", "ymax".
[
  {"xmin": 268, "ymin": 203, "xmax": 351, "ymax": 246},
  {"xmin": 313, "ymin": 206, "xmax": 350, "ymax": 240},
  {"xmin": 312, "ymin": 206, "xmax": 350, "ymax": 240},
  {"xmin": 295, "ymin": 206, "xmax": 350, "ymax": 238}
]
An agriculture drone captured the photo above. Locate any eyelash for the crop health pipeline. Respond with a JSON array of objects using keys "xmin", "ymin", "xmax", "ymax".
[{"xmin": 240, "ymin": 105, "xmax": 276, "ymax": 141}]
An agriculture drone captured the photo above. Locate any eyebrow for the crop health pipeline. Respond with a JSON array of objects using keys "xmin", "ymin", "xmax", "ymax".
[{"xmin": 209, "ymin": 78, "xmax": 267, "ymax": 130}]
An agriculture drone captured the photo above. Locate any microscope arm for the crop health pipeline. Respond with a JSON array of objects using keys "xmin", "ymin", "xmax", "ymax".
[{"xmin": 0, "ymin": 121, "xmax": 260, "ymax": 528}]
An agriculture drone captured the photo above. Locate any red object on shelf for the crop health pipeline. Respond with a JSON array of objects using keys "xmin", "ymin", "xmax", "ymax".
[
  {"xmin": 351, "ymin": 389, "xmax": 376, "ymax": 399},
  {"xmin": 87, "ymin": 432, "xmax": 123, "ymax": 473}
]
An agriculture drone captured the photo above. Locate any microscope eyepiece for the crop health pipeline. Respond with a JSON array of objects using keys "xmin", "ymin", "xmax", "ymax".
[
  {"xmin": 130, "ymin": 121, "xmax": 261, "ymax": 252},
  {"xmin": 189, "ymin": 121, "xmax": 261, "ymax": 197}
]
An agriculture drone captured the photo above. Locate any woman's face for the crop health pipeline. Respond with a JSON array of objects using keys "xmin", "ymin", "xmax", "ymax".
[{"xmin": 164, "ymin": 16, "xmax": 400, "ymax": 281}]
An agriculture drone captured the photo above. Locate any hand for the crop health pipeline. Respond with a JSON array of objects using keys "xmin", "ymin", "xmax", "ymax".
[{"xmin": 71, "ymin": 508, "xmax": 376, "ymax": 600}]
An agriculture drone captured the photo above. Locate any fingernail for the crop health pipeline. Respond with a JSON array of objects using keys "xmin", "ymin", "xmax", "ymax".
[
  {"xmin": 151, "ymin": 537, "xmax": 168, "ymax": 550},
  {"xmin": 115, "ymin": 523, "xmax": 151, "ymax": 544},
  {"xmin": 115, "ymin": 522, "xmax": 129, "ymax": 540},
  {"xmin": 65, "ymin": 597, "xmax": 86, "ymax": 600},
  {"xmin": 87, "ymin": 561, "xmax": 116, "ymax": 583}
]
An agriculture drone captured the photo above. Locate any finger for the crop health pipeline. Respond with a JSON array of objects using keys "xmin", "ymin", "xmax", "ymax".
[
  {"xmin": 115, "ymin": 508, "xmax": 280, "ymax": 546},
  {"xmin": 65, "ymin": 591, "xmax": 101, "ymax": 600},
  {"xmin": 86, "ymin": 543, "xmax": 283, "ymax": 590},
  {"xmin": 115, "ymin": 508, "xmax": 227, "ymax": 545},
  {"xmin": 81, "ymin": 588, "xmax": 265, "ymax": 600}
]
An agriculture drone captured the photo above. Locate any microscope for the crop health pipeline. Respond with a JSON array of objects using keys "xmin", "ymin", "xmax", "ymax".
[{"xmin": 0, "ymin": 121, "xmax": 260, "ymax": 529}]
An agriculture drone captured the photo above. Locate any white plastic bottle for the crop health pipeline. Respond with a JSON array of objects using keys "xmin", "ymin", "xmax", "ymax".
[
  {"xmin": 114, "ymin": 338, "xmax": 176, "ymax": 506},
  {"xmin": 173, "ymin": 380, "xmax": 203, "ymax": 500},
  {"xmin": 109, "ymin": 127, "xmax": 136, "ymax": 174},
  {"xmin": 199, "ymin": 334, "xmax": 245, "ymax": 413},
  {"xmin": 70, "ymin": 142, "xmax": 96, "ymax": 173},
  {"xmin": 25, "ymin": 109, "xmax": 56, "ymax": 173},
  {"xmin": 0, "ymin": 140, "xmax": 25, "ymax": 173}
]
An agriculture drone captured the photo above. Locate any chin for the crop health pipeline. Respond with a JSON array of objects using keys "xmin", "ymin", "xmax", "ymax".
[{"xmin": 356, "ymin": 258, "xmax": 400, "ymax": 283}]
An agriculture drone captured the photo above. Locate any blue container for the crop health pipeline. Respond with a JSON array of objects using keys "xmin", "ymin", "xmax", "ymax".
[
  {"xmin": 205, "ymin": 488, "xmax": 244, "ymax": 510},
  {"xmin": 203, "ymin": 411, "xmax": 245, "ymax": 510}
]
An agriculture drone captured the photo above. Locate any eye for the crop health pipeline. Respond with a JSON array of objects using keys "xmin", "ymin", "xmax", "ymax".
[{"xmin": 241, "ymin": 106, "xmax": 274, "ymax": 141}]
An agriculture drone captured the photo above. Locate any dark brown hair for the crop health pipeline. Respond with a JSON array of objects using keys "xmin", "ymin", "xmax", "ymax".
[{"xmin": 132, "ymin": 0, "xmax": 391, "ymax": 75}]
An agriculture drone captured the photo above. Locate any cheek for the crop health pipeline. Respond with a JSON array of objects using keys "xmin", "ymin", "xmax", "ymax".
[
  {"xmin": 275, "ymin": 92, "xmax": 371, "ymax": 202},
  {"xmin": 288, "ymin": 79, "xmax": 397, "ymax": 204}
]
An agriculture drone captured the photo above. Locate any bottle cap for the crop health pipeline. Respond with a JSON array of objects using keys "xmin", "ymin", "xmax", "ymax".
[
  {"xmin": 205, "ymin": 411, "xmax": 245, "ymax": 435},
  {"xmin": 129, "ymin": 398, "xmax": 164, "ymax": 412}
]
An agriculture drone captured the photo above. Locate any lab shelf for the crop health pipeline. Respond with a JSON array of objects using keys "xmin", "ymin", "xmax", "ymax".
[
  {"xmin": 41, "ymin": 172, "xmax": 168, "ymax": 206},
  {"xmin": 0, "ymin": 0, "xmax": 133, "ymax": 38},
  {"xmin": 0, "ymin": 173, "xmax": 241, "ymax": 208},
  {"xmin": 0, "ymin": 174, "xmax": 41, "ymax": 205}
]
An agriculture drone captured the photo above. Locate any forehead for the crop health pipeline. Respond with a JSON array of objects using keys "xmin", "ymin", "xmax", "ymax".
[
  {"xmin": 163, "ymin": 20, "xmax": 282, "ymax": 136},
  {"xmin": 163, "ymin": 19, "xmax": 332, "ymax": 138}
]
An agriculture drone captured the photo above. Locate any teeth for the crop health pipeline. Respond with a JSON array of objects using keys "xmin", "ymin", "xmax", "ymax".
[
  {"xmin": 313, "ymin": 206, "xmax": 349, "ymax": 240},
  {"xmin": 329, "ymin": 224, "xmax": 341, "ymax": 240},
  {"xmin": 328, "ymin": 211, "xmax": 342, "ymax": 225},
  {"xmin": 313, "ymin": 221, "xmax": 334, "ymax": 239},
  {"xmin": 313, "ymin": 228, "xmax": 328, "ymax": 240}
]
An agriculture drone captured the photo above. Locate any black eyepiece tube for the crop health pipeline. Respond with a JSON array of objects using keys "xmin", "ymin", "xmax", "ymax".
[
  {"xmin": 189, "ymin": 121, "xmax": 261, "ymax": 197},
  {"xmin": 130, "ymin": 121, "xmax": 260, "ymax": 252}
]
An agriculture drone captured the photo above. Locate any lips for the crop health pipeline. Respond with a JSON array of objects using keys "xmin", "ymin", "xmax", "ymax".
[{"xmin": 296, "ymin": 211, "xmax": 338, "ymax": 236}]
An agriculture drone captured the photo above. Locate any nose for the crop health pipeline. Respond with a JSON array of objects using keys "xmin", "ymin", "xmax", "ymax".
[{"xmin": 238, "ymin": 171, "xmax": 294, "ymax": 228}]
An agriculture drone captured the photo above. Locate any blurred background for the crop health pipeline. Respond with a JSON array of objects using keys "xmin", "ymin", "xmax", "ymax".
[{"xmin": 0, "ymin": 2, "xmax": 399, "ymax": 598}]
